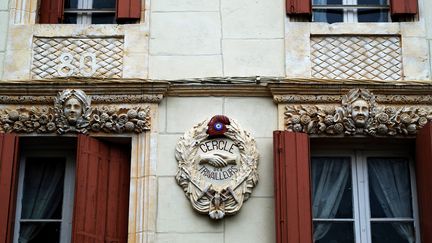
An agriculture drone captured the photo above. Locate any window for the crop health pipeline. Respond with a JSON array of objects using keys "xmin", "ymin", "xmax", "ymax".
[
  {"xmin": 0, "ymin": 135, "xmax": 131, "ymax": 243},
  {"xmin": 13, "ymin": 147, "xmax": 76, "ymax": 243},
  {"xmin": 311, "ymin": 151, "xmax": 420, "ymax": 243},
  {"xmin": 64, "ymin": 0, "xmax": 117, "ymax": 24},
  {"xmin": 312, "ymin": 0, "xmax": 389, "ymax": 23},
  {"xmin": 273, "ymin": 130, "xmax": 432, "ymax": 243},
  {"xmin": 38, "ymin": 0, "xmax": 141, "ymax": 24},
  {"xmin": 285, "ymin": 0, "xmax": 418, "ymax": 22}
]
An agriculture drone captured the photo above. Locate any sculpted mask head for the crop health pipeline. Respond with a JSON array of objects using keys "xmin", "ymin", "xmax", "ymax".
[
  {"xmin": 351, "ymin": 99, "xmax": 369, "ymax": 127},
  {"xmin": 64, "ymin": 97, "xmax": 83, "ymax": 124},
  {"xmin": 55, "ymin": 89, "xmax": 91, "ymax": 127},
  {"xmin": 342, "ymin": 89, "xmax": 376, "ymax": 129}
]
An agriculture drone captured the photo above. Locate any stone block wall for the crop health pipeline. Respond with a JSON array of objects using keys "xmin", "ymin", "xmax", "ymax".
[
  {"xmin": 0, "ymin": 0, "xmax": 9, "ymax": 79},
  {"xmin": 156, "ymin": 97, "xmax": 277, "ymax": 243},
  {"xmin": 149, "ymin": 0, "xmax": 285, "ymax": 79}
]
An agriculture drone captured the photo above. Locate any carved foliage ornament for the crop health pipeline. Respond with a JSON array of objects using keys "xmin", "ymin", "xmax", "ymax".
[
  {"xmin": 285, "ymin": 89, "xmax": 432, "ymax": 136},
  {"xmin": 0, "ymin": 89, "xmax": 150, "ymax": 134},
  {"xmin": 175, "ymin": 115, "xmax": 259, "ymax": 219}
]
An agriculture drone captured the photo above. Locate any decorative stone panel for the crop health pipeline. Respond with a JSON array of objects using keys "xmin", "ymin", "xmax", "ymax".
[
  {"xmin": 32, "ymin": 37, "xmax": 124, "ymax": 79},
  {"xmin": 311, "ymin": 36, "xmax": 402, "ymax": 80}
]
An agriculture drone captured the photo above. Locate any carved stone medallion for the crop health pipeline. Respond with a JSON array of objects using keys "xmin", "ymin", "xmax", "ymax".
[
  {"xmin": 175, "ymin": 115, "xmax": 259, "ymax": 219},
  {"xmin": 285, "ymin": 88, "xmax": 432, "ymax": 136}
]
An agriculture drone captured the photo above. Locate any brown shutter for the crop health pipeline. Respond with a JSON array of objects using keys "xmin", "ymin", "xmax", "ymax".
[
  {"xmin": 39, "ymin": 0, "xmax": 64, "ymax": 23},
  {"xmin": 286, "ymin": 0, "xmax": 311, "ymax": 16},
  {"xmin": 416, "ymin": 122, "xmax": 432, "ymax": 243},
  {"xmin": 116, "ymin": 0, "xmax": 141, "ymax": 20},
  {"xmin": 0, "ymin": 134, "xmax": 19, "ymax": 243},
  {"xmin": 72, "ymin": 135, "xmax": 130, "ymax": 243},
  {"xmin": 390, "ymin": 0, "xmax": 418, "ymax": 16},
  {"xmin": 273, "ymin": 131, "xmax": 313, "ymax": 243}
]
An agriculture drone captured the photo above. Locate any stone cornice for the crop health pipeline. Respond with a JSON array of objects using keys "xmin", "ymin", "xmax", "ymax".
[{"xmin": 0, "ymin": 79, "xmax": 170, "ymax": 104}]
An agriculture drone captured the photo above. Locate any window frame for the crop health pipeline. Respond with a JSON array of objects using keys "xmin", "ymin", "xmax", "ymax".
[
  {"xmin": 12, "ymin": 148, "xmax": 76, "ymax": 243},
  {"xmin": 63, "ymin": 0, "xmax": 117, "ymax": 24},
  {"xmin": 312, "ymin": 0, "xmax": 390, "ymax": 23},
  {"xmin": 311, "ymin": 148, "xmax": 421, "ymax": 243}
]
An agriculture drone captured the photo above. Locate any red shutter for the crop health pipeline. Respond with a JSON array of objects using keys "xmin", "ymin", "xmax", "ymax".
[
  {"xmin": 39, "ymin": 0, "xmax": 64, "ymax": 23},
  {"xmin": 116, "ymin": 0, "xmax": 141, "ymax": 20},
  {"xmin": 390, "ymin": 0, "xmax": 418, "ymax": 15},
  {"xmin": 72, "ymin": 135, "xmax": 130, "ymax": 243},
  {"xmin": 0, "ymin": 134, "xmax": 19, "ymax": 243},
  {"xmin": 273, "ymin": 131, "xmax": 313, "ymax": 243},
  {"xmin": 286, "ymin": 0, "xmax": 311, "ymax": 16},
  {"xmin": 416, "ymin": 122, "xmax": 432, "ymax": 243}
]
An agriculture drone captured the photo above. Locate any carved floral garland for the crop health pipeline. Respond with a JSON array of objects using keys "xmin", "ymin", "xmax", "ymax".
[
  {"xmin": 175, "ymin": 118, "xmax": 259, "ymax": 219},
  {"xmin": 285, "ymin": 89, "xmax": 432, "ymax": 136}
]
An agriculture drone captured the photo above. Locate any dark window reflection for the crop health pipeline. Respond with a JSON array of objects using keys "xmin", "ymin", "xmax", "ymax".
[{"xmin": 92, "ymin": 13, "xmax": 116, "ymax": 24}]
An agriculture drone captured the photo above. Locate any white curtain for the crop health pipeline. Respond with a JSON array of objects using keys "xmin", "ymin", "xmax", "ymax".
[
  {"xmin": 18, "ymin": 160, "xmax": 65, "ymax": 243},
  {"xmin": 312, "ymin": 157, "xmax": 350, "ymax": 241},
  {"xmin": 313, "ymin": 0, "xmax": 327, "ymax": 22},
  {"xmin": 368, "ymin": 158, "xmax": 415, "ymax": 243}
]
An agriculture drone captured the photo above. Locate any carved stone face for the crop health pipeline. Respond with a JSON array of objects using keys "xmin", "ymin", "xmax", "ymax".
[
  {"xmin": 351, "ymin": 99, "xmax": 369, "ymax": 127},
  {"xmin": 64, "ymin": 97, "xmax": 82, "ymax": 124}
]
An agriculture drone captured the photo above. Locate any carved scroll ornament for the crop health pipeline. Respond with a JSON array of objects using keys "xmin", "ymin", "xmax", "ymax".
[
  {"xmin": 0, "ymin": 89, "xmax": 151, "ymax": 134},
  {"xmin": 175, "ymin": 115, "xmax": 259, "ymax": 220},
  {"xmin": 285, "ymin": 89, "xmax": 432, "ymax": 136}
]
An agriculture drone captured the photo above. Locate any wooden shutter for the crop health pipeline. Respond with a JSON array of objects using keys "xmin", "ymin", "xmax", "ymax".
[
  {"xmin": 116, "ymin": 0, "xmax": 141, "ymax": 20},
  {"xmin": 416, "ymin": 122, "xmax": 432, "ymax": 243},
  {"xmin": 273, "ymin": 131, "xmax": 313, "ymax": 243},
  {"xmin": 390, "ymin": 0, "xmax": 418, "ymax": 16},
  {"xmin": 286, "ymin": 0, "xmax": 311, "ymax": 16},
  {"xmin": 72, "ymin": 135, "xmax": 130, "ymax": 243},
  {"xmin": 39, "ymin": 0, "xmax": 64, "ymax": 23},
  {"xmin": 0, "ymin": 134, "xmax": 19, "ymax": 243}
]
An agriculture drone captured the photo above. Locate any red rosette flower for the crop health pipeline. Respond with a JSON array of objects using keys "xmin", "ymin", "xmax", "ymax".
[{"xmin": 207, "ymin": 115, "xmax": 230, "ymax": 138}]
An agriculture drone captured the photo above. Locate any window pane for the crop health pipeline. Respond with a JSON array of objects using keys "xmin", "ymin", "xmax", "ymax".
[
  {"xmin": 93, "ymin": 0, "xmax": 116, "ymax": 8},
  {"xmin": 313, "ymin": 10, "xmax": 343, "ymax": 23},
  {"xmin": 19, "ymin": 222, "xmax": 61, "ymax": 243},
  {"xmin": 313, "ymin": 222, "xmax": 354, "ymax": 243},
  {"xmin": 358, "ymin": 0, "xmax": 387, "ymax": 4},
  {"xmin": 91, "ymin": 13, "xmax": 116, "ymax": 24},
  {"xmin": 371, "ymin": 222, "xmax": 415, "ymax": 243},
  {"xmin": 358, "ymin": 9, "xmax": 388, "ymax": 22},
  {"xmin": 368, "ymin": 157, "xmax": 413, "ymax": 218},
  {"xmin": 64, "ymin": 0, "xmax": 78, "ymax": 8},
  {"xmin": 63, "ymin": 13, "xmax": 77, "ymax": 24},
  {"xmin": 312, "ymin": 157, "xmax": 352, "ymax": 219},
  {"xmin": 21, "ymin": 158, "xmax": 65, "ymax": 220}
]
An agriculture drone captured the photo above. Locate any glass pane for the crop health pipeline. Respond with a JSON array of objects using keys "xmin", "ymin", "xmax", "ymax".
[
  {"xmin": 313, "ymin": 10, "xmax": 343, "ymax": 23},
  {"xmin": 64, "ymin": 0, "xmax": 78, "ymax": 8},
  {"xmin": 91, "ymin": 13, "xmax": 116, "ymax": 24},
  {"xmin": 63, "ymin": 13, "xmax": 77, "ymax": 24},
  {"xmin": 368, "ymin": 157, "xmax": 413, "ymax": 218},
  {"xmin": 19, "ymin": 222, "xmax": 61, "ymax": 243},
  {"xmin": 93, "ymin": 0, "xmax": 116, "ymax": 8},
  {"xmin": 313, "ymin": 0, "xmax": 342, "ymax": 4},
  {"xmin": 21, "ymin": 158, "xmax": 65, "ymax": 220},
  {"xmin": 313, "ymin": 222, "xmax": 354, "ymax": 243},
  {"xmin": 312, "ymin": 157, "xmax": 353, "ymax": 219},
  {"xmin": 358, "ymin": 0, "xmax": 387, "ymax": 4},
  {"xmin": 358, "ymin": 9, "xmax": 388, "ymax": 22},
  {"xmin": 371, "ymin": 222, "xmax": 415, "ymax": 243}
]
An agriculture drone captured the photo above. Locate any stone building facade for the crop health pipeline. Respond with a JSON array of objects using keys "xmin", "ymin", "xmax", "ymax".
[{"xmin": 0, "ymin": 0, "xmax": 432, "ymax": 243}]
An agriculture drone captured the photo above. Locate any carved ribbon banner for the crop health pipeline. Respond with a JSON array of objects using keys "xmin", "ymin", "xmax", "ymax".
[
  {"xmin": 284, "ymin": 89, "xmax": 432, "ymax": 136},
  {"xmin": 0, "ymin": 89, "xmax": 151, "ymax": 134},
  {"xmin": 175, "ymin": 115, "xmax": 259, "ymax": 219}
]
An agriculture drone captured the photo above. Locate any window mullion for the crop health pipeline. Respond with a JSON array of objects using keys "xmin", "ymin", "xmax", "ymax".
[
  {"xmin": 355, "ymin": 150, "xmax": 370, "ymax": 243},
  {"xmin": 351, "ymin": 153, "xmax": 362, "ymax": 243}
]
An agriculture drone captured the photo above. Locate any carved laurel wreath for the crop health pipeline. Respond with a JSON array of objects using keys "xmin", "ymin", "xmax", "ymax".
[{"xmin": 175, "ymin": 118, "xmax": 259, "ymax": 220}]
